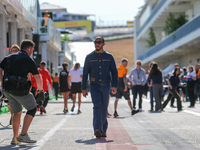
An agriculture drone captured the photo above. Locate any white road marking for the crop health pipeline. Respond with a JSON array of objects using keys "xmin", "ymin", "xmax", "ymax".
[
  {"xmin": 143, "ymin": 98, "xmax": 200, "ymax": 117},
  {"xmin": 30, "ymin": 95, "xmax": 89, "ymax": 150},
  {"xmin": 30, "ymin": 107, "xmax": 78, "ymax": 150},
  {"xmin": 182, "ymin": 110, "xmax": 200, "ymax": 117}
]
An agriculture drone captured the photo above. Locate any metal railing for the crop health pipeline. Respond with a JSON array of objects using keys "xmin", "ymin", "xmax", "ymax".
[
  {"xmin": 138, "ymin": 14, "xmax": 200, "ymax": 60},
  {"xmin": 36, "ymin": 17, "xmax": 61, "ymax": 50},
  {"xmin": 137, "ymin": 0, "xmax": 167, "ymax": 36}
]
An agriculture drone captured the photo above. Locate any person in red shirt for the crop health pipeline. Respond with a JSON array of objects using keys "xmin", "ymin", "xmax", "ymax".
[
  {"xmin": 38, "ymin": 61, "xmax": 52, "ymax": 114},
  {"xmin": 30, "ymin": 73, "xmax": 37, "ymax": 96},
  {"xmin": 30, "ymin": 73, "xmax": 46, "ymax": 113}
]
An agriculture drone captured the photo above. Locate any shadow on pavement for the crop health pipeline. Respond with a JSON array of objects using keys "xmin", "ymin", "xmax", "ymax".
[
  {"xmin": 111, "ymin": 116, "xmax": 130, "ymax": 119},
  {"xmin": 0, "ymin": 126, "xmax": 12, "ymax": 130},
  {"xmin": 75, "ymin": 139, "xmax": 95, "ymax": 145},
  {"xmin": 54, "ymin": 113, "xmax": 78, "ymax": 115},
  {"xmin": 75, "ymin": 138, "xmax": 114, "ymax": 145},
  {"xmin": 95, "ymin": 138, "xmax": 114, "ymax": 143},
  {"xmin": 0, "ymin": 144, "xmax": 35, "ymax": 150},
  {"xmin": 34, "ymin": 114, "xmax": 46, "ymax": 117}
]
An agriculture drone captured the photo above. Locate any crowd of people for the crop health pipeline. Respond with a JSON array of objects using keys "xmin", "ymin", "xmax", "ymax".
[
  {"xmin": 138, "ymin": 62, "xmax": 199, "ymax": 113},
  {"xmin": 0, "ymin": 40, "xmax": 84, "ymax": 144},
  {"xmin": 0, "ymin": 36, "xmax": 199, "ymax": 144}
]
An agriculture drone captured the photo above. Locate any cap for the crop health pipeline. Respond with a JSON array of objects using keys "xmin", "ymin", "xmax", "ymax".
[{"xmin": 94, "ymin": 36, "xmax": 104, "ymax": 43}]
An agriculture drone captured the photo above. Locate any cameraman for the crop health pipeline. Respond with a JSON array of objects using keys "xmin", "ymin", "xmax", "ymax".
[{"xmin": 0, "ymin": 40, "xmax": 43, "ymax": 145}]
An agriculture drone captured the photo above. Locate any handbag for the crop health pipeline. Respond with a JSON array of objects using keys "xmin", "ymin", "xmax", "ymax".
[{"xmin": 3, "ymin": 57, "xmax": 30, "ymax": 96}]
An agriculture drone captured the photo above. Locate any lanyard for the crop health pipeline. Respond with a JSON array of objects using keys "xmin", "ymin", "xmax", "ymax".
[{"xmin": 137, "ymin": 69, "xmax": 141, "ymax": 79}]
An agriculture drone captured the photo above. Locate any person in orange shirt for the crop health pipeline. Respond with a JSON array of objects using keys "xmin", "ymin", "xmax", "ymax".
[
  {"xmin": 44, "ymin": 10, "xmax": 50, "ymax": 26},
  {"xmin": 113, "ymin": 58, "xmax": 137, "ymax": 117},
  {"xmin": 198, "ymin": 67, "xmax": 200, "ymax": 78},
  {"xmin": 38, "ymin": 61, "xmax": 52, "ymax": 114},
  {"xmin": 53, "ymin": 73, "xmax": 59, "ymax": 100}
]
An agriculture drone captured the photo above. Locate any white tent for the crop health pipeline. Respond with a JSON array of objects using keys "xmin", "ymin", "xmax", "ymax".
[{"xmin": 162, "ymin": 64, "xmax": 174, "ymax": 76}]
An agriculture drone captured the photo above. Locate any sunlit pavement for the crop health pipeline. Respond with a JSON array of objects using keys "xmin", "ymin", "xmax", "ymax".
[{"xmin": 1, "ymin": 93, "xmax": 200, "ymax": 150}]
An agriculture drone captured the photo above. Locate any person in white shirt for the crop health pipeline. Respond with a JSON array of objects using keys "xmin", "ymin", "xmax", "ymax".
[
  {"xmin": 68, "ymin": 63, "xmax": 83, "ymax": 114},
  {"xmin": 187, "ymin": 65, "xmax": 196, "ymax": 107}
]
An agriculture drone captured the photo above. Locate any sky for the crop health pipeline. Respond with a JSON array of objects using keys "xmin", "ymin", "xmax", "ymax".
[
  {"xmin": 39, "ymin": 0, "xmax": 145, "ymax": 26},
  {"xmin": 38, "ymin": 0, "xmax": 146, "ymax": 66},
  {"xmin": 69, "ymin": 42, "xmax": 94, "ymax": 67}
]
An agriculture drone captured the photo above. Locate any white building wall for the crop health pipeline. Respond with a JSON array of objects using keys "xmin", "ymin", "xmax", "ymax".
[
  {"xmin": 136, "ymin": 39, "xmax": 148, "ymax": 59},
  {"xmin": 140, "ymin": 3, "xmax": 151, "ymax": 28},
  {"xmin": 158, "ymin": 50, "xmax": 200, "ymax": 70},
  {"xmin": 0, "ymin": 13, "xmax": 7, "ymax": 61},
  {"xmin": 154, "ymin": 28, "xmax": 163, "ymax": 44},
  {"xmin": 54, "ymin": 51, "xmax": 58, "ymax": 73},
  {"xmin": 136, "ymin": 0, "xmax": 172, "ymax": 40},
  {"xmin": 10, "ymin": 22, "xmax": 18, "ymax": 46},
  {"xmin": 186, "ymin": 9, "xmax": 193, "ymax": 21},
  {"xmin": 179, "ymin": 51, "xmax": 200, "ymax": 67},
  {"xmin": 41, "ymin": 42, "xmax": 47, "ymax": 63},
  {"xmin": 194, "ymin": 1, "xmax": 200, "ymax": 16}
]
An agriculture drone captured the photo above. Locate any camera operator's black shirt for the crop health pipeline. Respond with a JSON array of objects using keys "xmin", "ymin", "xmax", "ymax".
[{"xmin": 0, "ymin": 50, "xmax": 39, "ymax": 78}]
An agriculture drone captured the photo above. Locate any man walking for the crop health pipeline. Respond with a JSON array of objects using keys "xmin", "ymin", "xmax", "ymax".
[
  {"xmin": 129, "ymin": 60, "xmax": 146, "ymax": 112},
  {"xmin": 113, "ymin": 58, "xmax": 138, "ymax": 117},
  {"xmin": 38, "ymin": 61, "xmax": 52, "ymax": 114},
  {"xmin": 0, "ymin": 40, "xmax": 43, "ymax": 144},
  {"xmin": 82, "ymin": 36, "xmax": 118, "ymax": 138}
]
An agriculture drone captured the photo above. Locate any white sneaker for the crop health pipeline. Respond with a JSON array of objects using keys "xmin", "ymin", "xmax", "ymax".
[
  {"xmin": 139, "ymin": 108, "xmax": 142, "ymax": 112},
  {"xmin": 17, "ymin": 133, "xmax": 36, "ymax": 143}
]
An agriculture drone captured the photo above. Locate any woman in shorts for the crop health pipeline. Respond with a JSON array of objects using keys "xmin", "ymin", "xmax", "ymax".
[
  {"xmin": 68, "ymin": 63, "xmax": 82, "ymax": 114},
  {"xmin": 59, "ymin": 62, "xmax": 71, "ymax": 113}
]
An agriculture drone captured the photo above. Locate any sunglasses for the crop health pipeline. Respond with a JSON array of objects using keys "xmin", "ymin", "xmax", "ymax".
[
  {"xmin": 94, "ymin": 41, "xmax": 103, "ymax": 44},
  {"xmin": 137, "ymin": 63, "xmax": 141, "ymax": 65}
]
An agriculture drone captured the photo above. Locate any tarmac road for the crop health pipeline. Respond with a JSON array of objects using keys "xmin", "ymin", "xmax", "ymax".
[{"xmin": 1, "ymin": 93, "xmax": 200, "ymax": 150}]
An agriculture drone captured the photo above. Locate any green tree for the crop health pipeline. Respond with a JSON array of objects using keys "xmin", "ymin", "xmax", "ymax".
[
  {"xmin": 163, "ymin": 13, "xmax": 187, "ymax": 35},
  {"xmin": 61, "ymin": 33, "xmax": 70, "ymax": 42},
  {"xmin": 146, "ymin": 27, "xmax": 156, "ymax": 48}
]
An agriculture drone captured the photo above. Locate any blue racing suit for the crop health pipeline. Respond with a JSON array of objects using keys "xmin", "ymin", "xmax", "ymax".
[{"xmin": 82, "ymin": 50, "xmax": 118, "ymax": 133}]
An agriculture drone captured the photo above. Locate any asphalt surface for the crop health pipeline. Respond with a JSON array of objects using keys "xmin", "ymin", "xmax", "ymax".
[{"xmin": 1, "ymin": 93, "xmax": 200, "ymax": 150}]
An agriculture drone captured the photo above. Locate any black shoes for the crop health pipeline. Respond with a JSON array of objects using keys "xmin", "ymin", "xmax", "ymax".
[
  {"xmin": 113, "ymin": 111, "xmax": 119, "ymax": 117},
  {"xmin": 77, "ymin": 110, "xmax": 82, "ymax": 114},
  {"xmin": 40, "ymin": 106, "xmax": 46, "ymax": 113},
  {"xmin": 71, "ymin": 105, "xmax": 75, "ymax": 112},
  {"xmin": 170, "ymin": 105, "xmax": 176, "ymax": 108},
  {"xmin": 63, "ymin": 109, "xmax": 68, "ymax": 114},
  {"xmin": 94, "ymin": 130, "xmax": 107, "ymax": 138},
  {"xmin": 94, "ymin": 130, "xmax": 102, "ymax": 138},
  {"xmin": 132, "ymin": 109, "xmax": 139, "ymax": 115},
  {"xmin": 188, "ymin": 105, "xmax": 194, "ymax": 108},
  {"xmin": 101, "ymin": 133, "xmax": 107, "ymax": 137}
]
